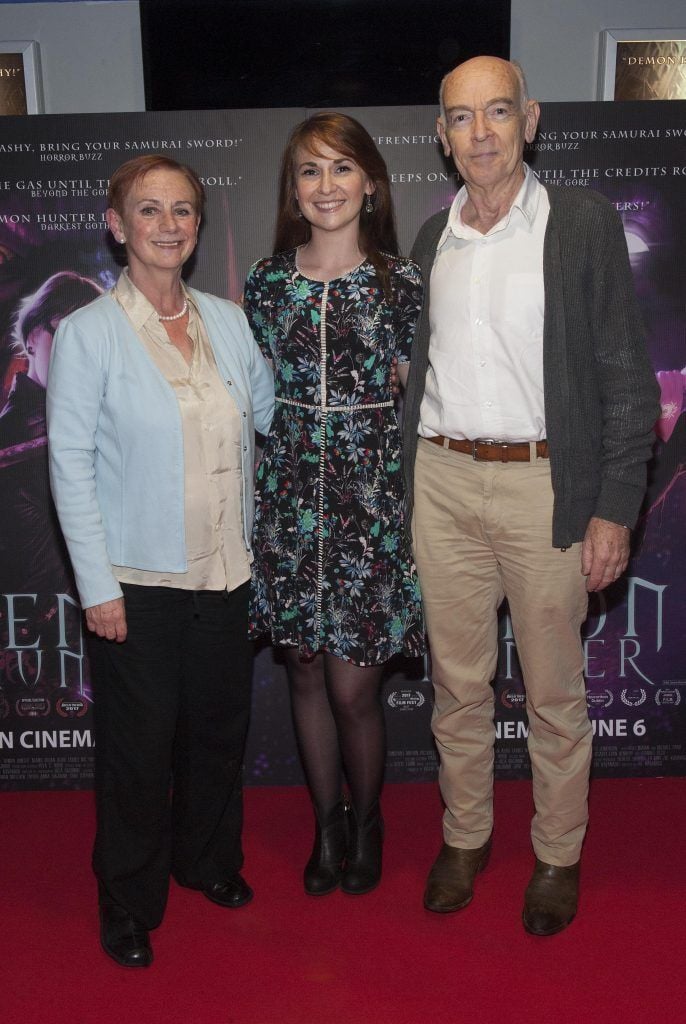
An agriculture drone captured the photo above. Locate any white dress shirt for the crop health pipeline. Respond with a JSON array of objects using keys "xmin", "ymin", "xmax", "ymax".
[{"xmin": 418, "ymin": 164, "xmax": 550, "ymax": 443}]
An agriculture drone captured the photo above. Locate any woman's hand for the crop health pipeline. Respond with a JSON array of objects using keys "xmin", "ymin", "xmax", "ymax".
[
  {"xmin": 390, "ymin": 356, "xmax": 409, "ymax": 395},
  {"xmin": 85, "ymin": 598, "xmax": 127, "ymax": 642}
]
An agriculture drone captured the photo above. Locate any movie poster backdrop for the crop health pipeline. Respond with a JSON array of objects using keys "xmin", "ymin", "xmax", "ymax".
[{"xmin": 0, "ymin": 102, "xmax": 684, "ymax": 789}]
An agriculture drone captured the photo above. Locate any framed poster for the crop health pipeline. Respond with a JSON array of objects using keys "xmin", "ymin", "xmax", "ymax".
[
  {"xmin": 599, "ymin": 30, "xmax": 686, "ymax": 100},
  {"xmin": 0, "ymin": 41, "xmax": 44, "ymax": 115}
]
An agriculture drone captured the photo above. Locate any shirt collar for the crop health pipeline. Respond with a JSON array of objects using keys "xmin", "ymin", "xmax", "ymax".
[
  {"xmin": 113, "ymin": 269, "xmax": 194, "ymax": 332},
  {"xmin": 437, "ymin": 163, "xmax": 541, "ymax": 248}
]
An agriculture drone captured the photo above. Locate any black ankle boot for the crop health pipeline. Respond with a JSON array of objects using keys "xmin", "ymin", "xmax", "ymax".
[
  {"xmin": 341, "ymin": 800, "xmax": 384, "ymax": 895},
  {"xmin": 304, "ymin": 802, "xmax": 347, "ymax": 895}
]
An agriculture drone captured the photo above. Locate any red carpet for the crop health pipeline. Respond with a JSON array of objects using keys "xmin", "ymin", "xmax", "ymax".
[{"xmin": 1, "ymin": 779, "xmax": 684, "ymax": 1024}]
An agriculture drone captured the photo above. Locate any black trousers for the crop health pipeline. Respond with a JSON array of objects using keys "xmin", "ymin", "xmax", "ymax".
[{"xmin": 89, "ymin": 582, "xmax": 252, "ymax": 929}]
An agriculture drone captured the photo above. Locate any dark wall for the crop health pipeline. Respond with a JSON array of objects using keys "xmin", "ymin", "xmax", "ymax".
[{"xmin": 140, "ymin": 0, "xmax": 511, "ymax": 110}]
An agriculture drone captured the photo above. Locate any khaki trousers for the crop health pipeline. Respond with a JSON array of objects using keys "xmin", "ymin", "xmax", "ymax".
[{"xmin": 413, "ymin": 438, "xmax": 592, "ymax": 866}]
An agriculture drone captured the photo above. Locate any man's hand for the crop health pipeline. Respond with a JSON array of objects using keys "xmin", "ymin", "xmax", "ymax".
[
  {"xmin": 581, "ymin": 517, "xmax": 630, "ymax": 592},
  {"xmin": 85, "ymin": 598, "xmax": 127, "ymax": 642}
]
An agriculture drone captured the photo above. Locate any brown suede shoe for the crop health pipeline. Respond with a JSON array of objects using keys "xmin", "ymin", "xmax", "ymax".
[
  {"xmin": 423, "ymin": 837, "xmax": 492, "ymax": 913},
  {"xmin": 522, "ymin": 859, "xmax": 579, "ymax": 936}
]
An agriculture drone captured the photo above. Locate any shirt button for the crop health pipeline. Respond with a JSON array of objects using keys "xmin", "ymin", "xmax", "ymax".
[
  {"xmin": 242, "ymin": 411, "xmax": 247, "ymax": 418},
  {"xmin": 486, "ymin": 401, "xmax": 492, "ymax": 408},
  {"xmin": 480, "ymin": 360, "xmax": 486, "ymax": 367},
  {"xmin": 243, "ymin": 445, "xmax": 248, "ymax": 452},
  {"xmin": 227, "ymin": 379, "xmax": 233, "ymax": 386}
]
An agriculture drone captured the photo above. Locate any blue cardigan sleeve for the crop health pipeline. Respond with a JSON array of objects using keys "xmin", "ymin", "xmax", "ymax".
[
  {"xmin": 236, "ymin": 300, "xmax": 274, "ymax": 436},
  {"xmin": 46, "ymin": 313, "xmax": 124, "ymax": 609}
]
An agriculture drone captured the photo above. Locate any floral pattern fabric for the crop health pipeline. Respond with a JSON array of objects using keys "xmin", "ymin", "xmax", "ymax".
[{"xmin": 244, "ymin": 249, "xmax": 425, "ymax": 666}]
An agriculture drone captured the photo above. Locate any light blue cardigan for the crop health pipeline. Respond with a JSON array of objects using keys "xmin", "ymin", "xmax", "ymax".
[{"xmin": 47, "ymin": 287, "xmax": 274, "ymax": 609}]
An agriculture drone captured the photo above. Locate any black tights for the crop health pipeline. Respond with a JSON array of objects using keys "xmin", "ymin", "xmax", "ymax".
[{"xmin": 283, "ymin": 649, "xmax": 385, "ymax": 818}]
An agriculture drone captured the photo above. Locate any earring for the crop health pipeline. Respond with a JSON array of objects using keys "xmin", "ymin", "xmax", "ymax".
[
  {"xmin": 119, "ymin": 236, "xmax": 126, "ymax": 243},
  {"xmin": 365, "ymin": 194, "xmax": 374, "ymax": 215},
  {"xmin": 27, "ymin": 344, "xmax": 35, "ymax": 355}
]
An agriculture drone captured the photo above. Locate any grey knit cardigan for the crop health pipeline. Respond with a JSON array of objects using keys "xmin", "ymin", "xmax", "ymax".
[{"xmin": 402, "ymin": 183, "xmax": 660, "ymax": 549}]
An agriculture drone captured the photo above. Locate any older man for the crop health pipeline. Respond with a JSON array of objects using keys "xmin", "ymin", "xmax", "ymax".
[{"xmin": 403, "ymin": 57, "xmax": 659, "ymax": 935}]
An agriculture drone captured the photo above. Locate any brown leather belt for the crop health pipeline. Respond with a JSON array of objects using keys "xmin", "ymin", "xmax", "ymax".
[{"xmin": 426, "ymin": 434, "xmax": 549, "ymax": 462}]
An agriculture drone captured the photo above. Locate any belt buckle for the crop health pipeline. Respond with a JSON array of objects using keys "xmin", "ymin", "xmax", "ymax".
[{"xmin": 472, "ymin": 437, "xmax": 500, "ymax": 461}]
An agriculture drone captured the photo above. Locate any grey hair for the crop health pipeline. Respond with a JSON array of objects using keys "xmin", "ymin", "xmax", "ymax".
[
  {"xmin": 511, "ymin": 60, "xmax": 530, "ymax": 108},
  {"xmin": 439, "ymin": 58, "xmax": 530, "ymax": 121}
]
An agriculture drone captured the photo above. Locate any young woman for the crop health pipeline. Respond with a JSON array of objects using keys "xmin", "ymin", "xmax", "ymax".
[{"xmin": 244, "ymin": 113, "xmax": 424, "ymax": 896}]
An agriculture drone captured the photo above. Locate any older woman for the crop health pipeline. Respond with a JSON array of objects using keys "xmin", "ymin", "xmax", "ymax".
[{"xmin": 47, "ymin": 155, "xmax": 274, "ymax": 968}]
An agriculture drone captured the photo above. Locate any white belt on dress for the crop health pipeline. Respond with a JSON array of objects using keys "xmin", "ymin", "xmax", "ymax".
[{"xmin": 275, "ymin": 396, "xmax": 394, "ymax": 412}]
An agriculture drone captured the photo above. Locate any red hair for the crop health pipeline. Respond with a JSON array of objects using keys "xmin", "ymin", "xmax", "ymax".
[{"xmin": 107, "ymin": 155, "xmax": 205, "ymax": 215}]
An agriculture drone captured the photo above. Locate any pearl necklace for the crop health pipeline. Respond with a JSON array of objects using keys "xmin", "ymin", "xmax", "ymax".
[{"xmin": 157, "ymin": 299, "xmax": 188, "ymax": 322}]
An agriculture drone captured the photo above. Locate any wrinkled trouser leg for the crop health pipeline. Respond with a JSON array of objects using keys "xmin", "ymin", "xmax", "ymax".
[{"xmin": 413, "ymin": 440, "xmax": 591, "ymax": 864}]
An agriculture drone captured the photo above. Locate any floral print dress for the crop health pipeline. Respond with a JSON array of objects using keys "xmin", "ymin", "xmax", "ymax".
[{"xmin": 244, "ymin": 249, "xmax": 425, "ymax": 666}]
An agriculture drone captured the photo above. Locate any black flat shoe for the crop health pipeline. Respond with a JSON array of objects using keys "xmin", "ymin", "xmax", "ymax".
[
  {"xmin": 202, "ymin": 875, "xmax": 254, "ymax": 908},
  {"xmin": 99, "ymin": 904, "xmax": 153, "ymax": 968}
]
